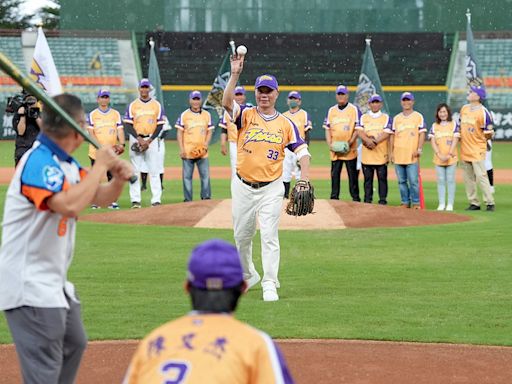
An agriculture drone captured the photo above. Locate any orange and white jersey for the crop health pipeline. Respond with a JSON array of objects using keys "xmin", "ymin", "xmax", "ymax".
[
  {"xmin": 87, "ymin": 107, "xmax": 123, "ymax": 159},
  {"xmin": 428, "ymin": 121, "xmax": 460, "ymax": 166},
  {"xmin": 123, "ymin": 313, "xmax": 294, "ymax": 384},
  {"xmin": 323, "ymin": 103, "xmax": 362, "ymax": 161},
  {"xmin": 219, "ymin": 110, "xmax": 238, "ymax": 143},
  {"xmin": 282, "ymin": 109, "xmax": 312, "ymax": 140},
  {"xmin": 357, "ymin": 111, "xmax": 392, "ymax": 165},
  {"xmin": 233, "ymin": 105, "xmax": 306, "ymax": 183},
  {"xmin": 124, "ymin": 98, "xmax": 165, "ymax": 136},
  {"xmin": 459, "ymin": 104, "xmax": 493, "ymax": 162},
  {"xmin": 390, "ymin": 111, "xmax": 426, "ymax": 165},
  {"xmin": 175, "ymin": 108, "xmax": 214, "ymax": 159}
]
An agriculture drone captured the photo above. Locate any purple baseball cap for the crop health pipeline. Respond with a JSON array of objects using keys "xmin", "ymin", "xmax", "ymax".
[
  {"xmin": 401, "ymin": 92, "xmax": 414, "ymax": 101},
  {"xmin": 97, "ymin": 88, "xmax": 110, "ymax": 97},
  {"xmin": 139, "ymin": 78, "xmax": 152, "ymax": 87},
  {"xmin": 288, "ymin": 91, "xmax": 301, "ymax": 99},
  {"xmin": 369, "ymin": 94, "xmax": 383, "ymax": 103},
  {"xmin": 470, "ymin": 85, "xmax": 486, "ymax": 100},
  {"xmin": 336, "ymin": 85, "xmax": 349, "ymax": 95},
  {"xmin": 187, "ymin": 239, "xmax": 243, "ymax": 290},
  {"xmin": 234, "ymin": 86, "xmax": 246, "ymax": 95},
  {"xmin": 189, "ymin": 90, "xmax": 202, "ymax": 99},
  {"xmin": 255, "ymin": 74, "xmax": 278, "ymax": 91}
]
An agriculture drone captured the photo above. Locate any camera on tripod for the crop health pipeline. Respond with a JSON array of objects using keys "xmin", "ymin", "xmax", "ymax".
[{"xmin": 6, "ymin": 91, "xmax": 40, "ymax": 119}]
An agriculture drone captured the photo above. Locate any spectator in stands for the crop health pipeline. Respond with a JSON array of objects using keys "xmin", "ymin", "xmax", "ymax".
[
  {"xmin": 458, "ymin": 86, "xmax": 495, "ymax": 211},
  {"xmin": 389, "ymin": 92, "xmax": 426, "ymax": 209},
  {"xmin": 175, "ymin": 91, "xmax": 214, "ymax": 202},
  {"xmin": 12, "ymin": 91, "xmax": 42, "ymax": 166},
  {"xmin": 428, "ymin": 103, "xmax": 459, "ymax": 211}
]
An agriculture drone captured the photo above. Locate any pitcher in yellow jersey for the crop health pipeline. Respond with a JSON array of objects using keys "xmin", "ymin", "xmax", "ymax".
[
  {"xmin": 222, "ymin": 51, "xmax": 311, "ymax": 302},
  {"xmin": 458, "ymin": 86, "xmax": 495, "ymax": 211}
]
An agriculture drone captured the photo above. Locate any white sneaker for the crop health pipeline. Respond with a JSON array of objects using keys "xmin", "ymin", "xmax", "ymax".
[
  {"xmin": 262, "ymin": 283, "xmax": 279, "ymax": 302},
  {"xmin": 437, "ymin": 204, "xmax": 445, "ymax": 211},
  {"xmin": 445, "ymin": 204, "xmax": 453, "ymax": 211},
  {"xmin": 244, "ymin": 272, "xmax": 261, "ymax": 293}
]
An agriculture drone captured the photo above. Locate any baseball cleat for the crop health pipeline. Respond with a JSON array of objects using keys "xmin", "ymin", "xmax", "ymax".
[
  {"xmin": 262, "ymin": 285, "xmax": 279, "ymax": 302},
  {"xmin": 131, "ymin": 202, "xmax": 141, "ymax": 209},
  {"xmin": 465, "ymin": 204, "xmax": 480, "ymax": 211},
  {"xmin": 108, "ymin": 202, "xmax": 120, "ymax": 209},
  {"xmin": 151, "ymin": 202, "xmax": 161, "ymax": 207}
]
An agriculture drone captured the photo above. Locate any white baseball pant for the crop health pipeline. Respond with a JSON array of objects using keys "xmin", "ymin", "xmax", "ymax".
[
  {"xmin": 282, "ymin": 148, "xmax": 300, "ymax": 182},
  {"xmin": 129, "ymin": 136, "xmax": 162, "ymax": 204},
  {"xmin": 229, "ymin": 141, "xmax": 237, "ymax": 179}
]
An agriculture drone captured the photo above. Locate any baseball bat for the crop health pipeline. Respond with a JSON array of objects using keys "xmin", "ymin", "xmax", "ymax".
[{"xmin": 0, "ymin": 52, "xmax": 137, "ymax": 183}]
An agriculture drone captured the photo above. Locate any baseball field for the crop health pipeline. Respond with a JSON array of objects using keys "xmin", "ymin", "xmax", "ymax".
[{"xmin": 0, "ymin": 140, "xmax": 511, "ymax": 382}]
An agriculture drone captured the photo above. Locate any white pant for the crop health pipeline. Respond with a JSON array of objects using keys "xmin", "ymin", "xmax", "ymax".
[
  {"xmin": 129, "ymin": 136, "xmax": 162, "ymax": 204},
  {"xmin": 140, "ymin": 138, "xmax": 165, "ymax": 174},
  {"xmin": 485, "ymin": 147, "xmax": 493, "ymax": 171},
  {"xmin": 231, "ymin": 176, "xmax": 284, "ymax": 287},
  {"xmin": 282, "ymin": 148, "xmax": 300, "ymax": 182},
  {"xmin": 229, "ymin": 141, "xmax": 237, "ymax": 179}
]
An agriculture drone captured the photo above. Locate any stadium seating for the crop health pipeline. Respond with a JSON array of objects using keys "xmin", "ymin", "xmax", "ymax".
[{"xmin": 0, "ymin": 37, "xmax": 26, "ymax": 101}]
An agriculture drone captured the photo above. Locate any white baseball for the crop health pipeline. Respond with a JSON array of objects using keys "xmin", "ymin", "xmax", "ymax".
[{"xmin": 236, "ymin": 45, "xmax": 247, "ymax": 56}]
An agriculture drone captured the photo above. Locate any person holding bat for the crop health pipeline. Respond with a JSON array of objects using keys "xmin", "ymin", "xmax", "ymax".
[{"xmin": 0, "ymin": 94, "xmax": 133, "ymax": 384}]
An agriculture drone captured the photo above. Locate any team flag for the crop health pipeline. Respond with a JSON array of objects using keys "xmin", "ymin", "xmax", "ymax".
[
  {"xmin": 465, "ymin": 9, "xmax": 489, "ymax": 109},
  {"xmin": 354, "ymin": 38, "xmax": 388, "ymax": 114},
  {"xmin": 89, "ymin": 52, "xmax": 102, "ymax": 70},
  {"xmin": 148, "ymin": 39, "xmax": 163, "ymax": 102},
  {"xmin": 30, "ymin": 26, "xmax": 62, "ymax": 96},
  {"xmin": 203, "ymin": 47, "xmax": 231, "ymax": 119}
]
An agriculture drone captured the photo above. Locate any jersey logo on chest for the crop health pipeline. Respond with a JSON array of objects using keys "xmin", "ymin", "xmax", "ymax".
[{"xmin": 242, "ymin": 128, "xmax": 283, "ymax": 147}]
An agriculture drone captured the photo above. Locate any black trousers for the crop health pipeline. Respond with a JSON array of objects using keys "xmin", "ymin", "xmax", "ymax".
[
  {"xmin": 362, "ymin": 163, "xmax": 388, "ymax": 204},
  {"xmin": 330, "ymin": 158, "xmax": 360, "ymax": 201}
]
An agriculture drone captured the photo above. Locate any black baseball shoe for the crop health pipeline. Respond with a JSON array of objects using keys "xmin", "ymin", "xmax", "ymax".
[
  {"xmin": 465, "ymin": 204, "xmax": 481, "ymax": 211},
  {"xmin": 486, "ymin": 205, "xmax": 495, "ymax": 212}
]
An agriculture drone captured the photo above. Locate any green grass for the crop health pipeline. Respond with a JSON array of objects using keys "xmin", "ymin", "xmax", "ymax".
[
  {"xmin": 0, "ymin": 140, "xmax": 511, "ymax": 169},
  {"xmin": 0, "ymin": 177, "xmax": 511, "ymax": 346}
]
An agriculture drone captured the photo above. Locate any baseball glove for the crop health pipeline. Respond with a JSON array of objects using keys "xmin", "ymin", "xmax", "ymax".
[
  {"xmin": 285, "ymin": 180, "xmax": 315, "ymax": 216},
  {"xmin": 131, "ymin": 142, "xmax": 146, "ymax": 153},
  {"xmin": 331, "ymin": 141, "xmax": 350, "ymax": 154},
  {"xmin": 190, "ymin": 144, "xmax": 208, "ymax": 159}
]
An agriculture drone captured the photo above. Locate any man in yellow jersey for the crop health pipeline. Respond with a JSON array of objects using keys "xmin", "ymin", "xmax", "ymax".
[
  {"xmin": 389, "ymin": 92, "xmax": 426, "ymax": 209},
  {"xmin": 282, "ymin": 91, "xmax": 312, "ymax": 198},
  {"xmin": 176, "ymin": 91, "xmax": 214, "ymax": 202},
  {"xmin": 324, "ymin": 85, "xmax": 362, "ymax": 201},
  {"xmin": 222, "ymin": 52, "xmax": 311, "ymax": 302},
  {"xmin": 459, "ymin": 85, "xmax": 495, "ymax": 211},
  {"xmin": 124, "ymin": 78, "xmax": 166, "ymax": 208},
  {"xmin": 87, "ymin": 88, "xmax": 125, "ymax": 209},
  {"xmin": 123, "ymin": 239, "xmax": 295, "ymax": 384}
]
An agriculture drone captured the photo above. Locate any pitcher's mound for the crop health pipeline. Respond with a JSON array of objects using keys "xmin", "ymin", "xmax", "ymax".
[{"xmin": 80, "ymin": 200, "xmax": 471, "ymax": 230}]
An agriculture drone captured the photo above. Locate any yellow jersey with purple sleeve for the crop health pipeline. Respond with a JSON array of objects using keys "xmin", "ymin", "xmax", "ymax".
[
  {"xmin": 175, "ymin": 109, "xmax": 215, "ymax": 159},
  {"xmin": 357, "ymin": 112, "xmax": 392, "ymax": 165},
  {"xmin": 459, "ymin": 104, "xmax": 493, "ymax": 162},
  {"xmin": 123, "ymin": 313, "xmax": 294, "ymax": 384},
  {"xmin": 219, "ymin": 110, "xmax": 238, "ymax": 143},
  {"xmin": 233, "ymin": 105, "xmax": 307, "ymax": 183},
  {"xmin": 87, "ymin": 107, "xmax": 123, "ymax": 160},
  {"xmin": 391, "ymin": 111, "xmax": 426, "ymax": 165},
  {"xmin": 429, "ymin": 121, "xmax": 460, "ymax": 166},
  {"xmin": 282, "ymin": 109, "xmax": 312, "ymax": 140},
  {"xmin": 123, "ymin": 98, "xmax": 165, "ymax": 136},
  {"xmin": 323, "ymin": 103, "xmax": 362, "ymax": 161}
]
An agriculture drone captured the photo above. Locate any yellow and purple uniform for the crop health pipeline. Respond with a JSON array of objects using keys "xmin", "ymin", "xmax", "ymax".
[
  {"xmin": 282, "ymin": 109, "xmax": 312, "ymax": 140},
  {"xmin": 391, "ymin": 111, "xmax": 426, "ymax": 165},
  {"xmin": 357, "ymin": 112, "xmax": 392, "ymax": 165},
  {"xmin": 459, "ymin": 104, "xmax": 493, "ymax": 162},
  {"xmin": 219, "ymin": 111, "xmax": 238, "ymax": 143},
  {"xmin": 123, "ymin": 313, "xmax": 294, "ymax": 384},
  {"xmin": 323, "ymin": 103, "xmax": 362, "ymax": 161},
  {"xmin": 175, "ymin": 109, "xmax": 214, "ymax": 159},
  {"xmin": 233, "ymin": 106, "xmax": 306, "ymax": 183},
  {"xmin": 124, "ymin": 98, "xmax": 165, "ymax": 136},
  {"xmin": 429, "ymin": 121, "xmax": 460, "ymax": 166},
  {"xmin": 87, "ymin": 107, "xmax": 123, "ymax": 160}
]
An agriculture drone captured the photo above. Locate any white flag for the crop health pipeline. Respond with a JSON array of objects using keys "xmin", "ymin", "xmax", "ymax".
[{"xmin": 30, "ymin": 27, "xmax": 62, "ymax": 96}]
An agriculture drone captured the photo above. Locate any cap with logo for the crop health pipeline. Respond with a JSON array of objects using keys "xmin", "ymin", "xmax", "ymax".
[
  {"xmin": 234, "ymin": 86, "xmax": 246, "ymax": 95},
  {"xmin": 255, "ymin": 74, "xmax": 278, "ymax": 91},
  {"xmin": 189, "ymin": 90, "xmax": 202, "ymax": 99},
  {"xmin": 400, "ymin": 92, "xmax": 414, "ymax": 101},
  {"xmin": 336, "ymin": 85, "xmax": 349, "ymax": 95},
  {"xmin": 139, "ymin": 78, "xmax": 152, "ymax": 87},
  {"xmin": 369, "ymin": 94, "xmax": 383, "ymax": 103},
  {"xmin": 470, "ymin": 85, "xmax": 486, "ymax": 100},
  {"xmin": 97, "ymin": 88, "xmax": 110, "ymax": 97},
  {"xmin": 288, "ymin": 91, "xmax": 302, "ymax": 99}
]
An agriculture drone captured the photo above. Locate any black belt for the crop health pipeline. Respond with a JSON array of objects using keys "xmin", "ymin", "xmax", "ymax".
[
  {"xmin": 237, "ymin": 173, "xmax": 272, "ymax": 189},
  {"xmin": 137, "ymin": 134, "xmax": 150, "ymax": 138}
]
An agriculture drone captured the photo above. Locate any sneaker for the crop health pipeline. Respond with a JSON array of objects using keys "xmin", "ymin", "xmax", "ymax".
[
  {"xmin": 151, "ymin": 202, "xmax": 161, "ymax": 207},
  {"xmin": 445, "ymin": 204, "xmax": 453, "ymax": 211},
  {"xmin": 131, "ymin": 202, "xmax": 141, "ymax": 209},
  {"xmin": 486, "ymin": 204, "xmax": 495, "ymax": 212},
  {"xmin": 262, "ymin": 283, "xmax": 279, "ymax": 302},
  {"xmin": 436, "ymin": 204, "xmax": 445, "ymax": 211},
  {"xmin": 108, "ymin": 202, "xmax": 120, "ymax": 210},
  {"xmin": 244, "ymin": 272, "xmax": 261, "ymax": 293},
  {"xmin": 465, "ymin": 204, "xmax": 480, "ymax": 211},
  {"xmin": 91, "ymin": 205, "xmax": 99, "ymax": 209}
]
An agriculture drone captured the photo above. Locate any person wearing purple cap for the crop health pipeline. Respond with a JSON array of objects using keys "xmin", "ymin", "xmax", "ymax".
[
  {"xmin": 175, "ymin": 91, "xmax": 214, "ymax": 202},
  {"xmin": 323, "ymin": 84, "xmax": 363, "ymax": 201},
  {"xmin": 124, "ymin": 78, "xmax": 166, "ymax": 208},
  {"xmin": 389, "ymin": 92, "xmax": 426, "ymax": 209},
  {"xmin": 458, "ymin": 86, "xmax": 495, "ymax": 211},
  {"xmin": 221, "ymin": 50, "xmax": 311, "ymax": 302},
  {"xmin": 282, "ymin": 91, "xmax": 313, "ymax": 198},
  {"xmin": 123, "ymin": 239, "xmax": 295, "ymax": 384}
]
